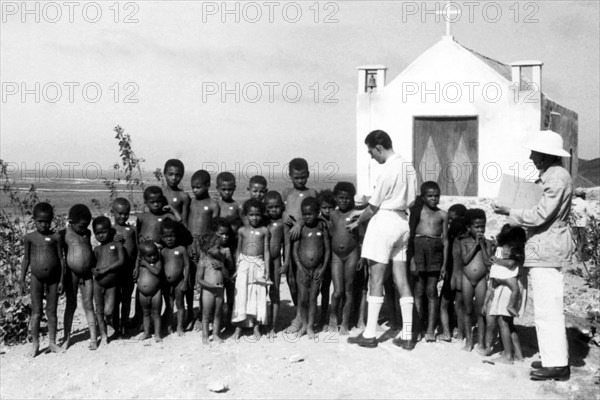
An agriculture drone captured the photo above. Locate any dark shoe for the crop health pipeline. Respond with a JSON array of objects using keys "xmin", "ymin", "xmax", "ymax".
[
  {"xmin": 392, "ymin": 337, "xmax": 416, "ymax": 351},
  {"xmin": 347, "ymin": 333, "xmax": 378, "ymax": 348},
  {"xmin": 530, "ymin": 366, "xmax": 570, "ymax": 381},
  {"xmin": 531, "ymin": 361, "xmax": 543, "ymax": 369}
]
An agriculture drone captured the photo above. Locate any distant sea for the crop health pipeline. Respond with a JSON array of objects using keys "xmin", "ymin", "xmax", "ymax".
[{"xmin": 2, "ymin": 169, "xmax": 357, "ymax": 214}]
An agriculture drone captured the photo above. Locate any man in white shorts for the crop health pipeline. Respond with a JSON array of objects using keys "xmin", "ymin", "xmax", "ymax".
[{"xmin": 347, "ymin": 130, "xmax": 417, "ymax": 349}]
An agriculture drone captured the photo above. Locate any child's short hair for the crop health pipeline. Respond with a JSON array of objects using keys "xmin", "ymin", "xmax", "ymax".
[
  {"xmin": 243, "ymin": 198, "xmax": 265, "ymax": 215},
  {"xmin": 420, "ymin": 181, "xmax": 440, "ymax": 195},
  {"xmin": 264, "ymin": 190, "xmax": 283, "ymax": 203},
  {"xmin": 448, "ymin": 203, "xmax": 467, "ymax": 217},
  {"xmin": 248, "ymin": 175, "xmax": 267, "ymax": 187},
  {"xmin": 164, "ymin": 159, "xmax": 185, "ymax": 173},
  {"xmin": 92, "ymin": 216, "xmax": 111, "ymax": 231},
  {"xmin": 138, "ymin": 240, "xmax": 157, "ymax": 256},
  {"xmin": 289, "ymin": 158, "xmax": 308, "ymax": 173},
  {"xmin": 68, "ymin": 204, "xmax": 92, "ymax": 222},
  {"xmin": 216, "ymin": 172, "xmax": 236, "ymax": 186},
  {"xmin": 317, "ymin": 189, "xmax": 336, "ymax": 206},
  {"xmin": 301, "ymin": 196, "xmax": 319, "ymax": 211},
  {"xmin": 448, "ymin": 217, "xmax": 467, "ymax": 240},
  {"xmin": 112, "ymin": 197, "xmax": 131, "ymax": 210},
  {"xmin": 497, "ymin": 224, "xmax": 526, "ymax": 264},
  {"xmin": 211, "ymin": 217, "xmax": 231, "ymax": 233},
  {"xmin": 143, "ymin": 186, "xmax": 163, "ymax": 201},
  {"xmin": 160, "ymin": 218, "xmax": 179, "ymax": 235},
  {"xmin": 33, "ymin": 202, "xmax": 54, "ymax": 218},
  {"xmin": 465, "ymin": 208, "xmax": 486, "ymax": 226},
  {"xmin": 333, "ymin": 182, "xmax": 357, "ymax": 197},
  {"xmin": 191, "ymin": 170, "xmax": 211, "ymax": 186}
]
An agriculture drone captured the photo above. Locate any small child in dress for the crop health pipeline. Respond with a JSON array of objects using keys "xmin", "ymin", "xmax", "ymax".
[
  {"xmin": 62, "ymin": 204, "xmax": 98, "ymax": 350},
  {"xmin": 293, "ymin": 197, "xmax": 331, "ymax": 339},
  {"xmin": 409, "ymin": 181, "xmax": 448, "ymax": 342},
  {"xmin": 283, "ymin": 158, "xmax": 317, "ymax": 333},
  {"xmin": 20, "ymin": 202, "xmax": 65, "ymax": 357},
  {"xmin": 484, "ymin": 224, "xmax": 526, "ymax": 317},
  {"xmin": 265, "ymin": 190, "xmax": 288, "ymax": 337},
  {"xmin": 137, "ymin": 186, "xmax": 182, "ymax": 243},
  {"xmin": 196, "ymin": 222, "xmax": 232, "ymax": 343},
  {"xmin": 233, "ymin": 199, "xmax": 271, "ymax": 341},
  {"xmin": 136, "ymin": 241, "xmax": 163, "ymax": 342},
  {"xmin": 327, "ymin": 182, "xmax": 360, "ymax": 335},
  {"xmin": 460, "ymin": 208, "xmax": 493, "ymax": 353},
  {"xmin": 247, "ymin": 175, "xmax": 268, "ymax": 202},
  {"xmin": 92, "ymin": 216, "xmax": 125, "ymax": 345},
  {"xmin": 162, "ymin": 159, "xmax": 191, "ymax": 228},
  {"xmin": 483, "ymin": 224, "xmax": 526, "ymax": 363},
  {"xmin": 160, "ymin": 219, "xmax": 190, "ymax": 336},
  {"xmin": 317, "ymin": 189, "xmax": 335, "ymax": 328},
  {"xmin": 111, "ymin": 198, "xmax": 137, "ymax": 335}
]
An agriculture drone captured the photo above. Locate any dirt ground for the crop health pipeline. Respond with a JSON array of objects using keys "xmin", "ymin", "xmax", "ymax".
[{"xmin": 1, "ymin": 268, "xmax": 599, "ymax": 400}]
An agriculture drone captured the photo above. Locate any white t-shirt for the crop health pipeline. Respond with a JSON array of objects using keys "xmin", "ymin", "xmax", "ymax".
[{"xmin": 368, "ymin": 153, "xmax": 417, "ymax": 211}]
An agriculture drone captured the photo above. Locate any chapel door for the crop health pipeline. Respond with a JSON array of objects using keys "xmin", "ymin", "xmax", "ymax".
[{"xmin": 413, "ymin": 117, "xmax": 478, "ymax": 196}]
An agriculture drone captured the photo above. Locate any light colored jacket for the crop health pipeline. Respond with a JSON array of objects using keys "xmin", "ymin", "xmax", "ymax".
[{"xmin": 509, "ymin": 163, "xmax": 573, "ymax": 268}]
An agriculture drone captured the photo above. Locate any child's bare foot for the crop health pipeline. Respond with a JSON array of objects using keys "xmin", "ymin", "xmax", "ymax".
[
  {"xmin": 440, "ymin": 331, "xmax": 452, "ymax": 342},
  {"xmin": 297, "ymin": 324, "xmax": 308, "ymax": 337},
  {"xmin": 48, "ymin": 343, "xmax": 63, "ymax": 353},
  {"xmin": 253, "ymin": 326, "xmax": 261, "ymax": 341},
  {"xmin": 141, "ymin": 332, "xmax": 151, "ymax": 340},
  {"xmin": 507, "ymin": 306, "xmax": 518, "ymax": 317},
  {"xmin": 425, "ymin": 332, "xmax": 436, "ymax": 342},
  {"xmin": 475, "ymin": 345, "xmax": 490, "ymax": 356},
  {"xmin": 101, "ymin": 335, "xmax": 109, "ymax": 346},
  {"xmin": 202, "ymin": 334, "xmax": 210, "ymax": 344},
  {"xmin": 89, "ymin": 340, "xmax": 98, "ymax": 351},
  {"xmin": 285, "ymin": 317, "xmax": 302, "ymax": 334},
  {"xmin": 339, "ymin": 325, "xmax": 350, "ymax": 335},
  {"xmin": 155, "ymin": 336, "xmax": 162, "ymax": 343},
  {"xmin": 214, "ymin": 335, "xmax": 224, "ymax": 344},
  {"xmin": 29, "ymin": 342, "xmax": 40, "ymax": 358},
  {"xmin": 177, "ymin": 327, "xmax": 185, "ymax": 337},
  {"xmin": 327, "ymin": 323, "xmax": 338, "ymax": 333},
  {"xmin": 357, "ymin": 320, "xmax": 366, "ymax": 330},
  {"xmin": 307, "ymin": 328, "xmax": 316, "ymax": 340},
  {"xmin": 486, "ymin": 353, "xmax": 514, "ymax": 365},
  {"xmin": 463, "ymin": 338, "xmax": 473, "ymax": 351},
  {"xmin": 167, "ymin": 326, "xmax": 174, "ymax": 335},
  {"xmin": 268, "ymin": 328, "xmax": 276, "ymax": 339},
  {"xmin": 61, "ymin": 337, "xmax": 71, "ymax": 351},
  {"xmin": 234, "ymin": 327, "xmax": 241, "ymax": 342}
]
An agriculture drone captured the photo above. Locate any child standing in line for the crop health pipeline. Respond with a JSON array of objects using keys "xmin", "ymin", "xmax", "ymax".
[
  {"xmin": 317, "ymin": 189, "xmax": 335, "ymax": 329},
  {"xmin": 483, "ymin": 224, "xmax": 527, "ymax": 363},
  {"xmin": 160, "ymin": 219, "xmax": 189, "ymax": 336},
  {"xmin": 283, "ymin": 158, "xmax": 317, "ymax": 333},
  {"xmin": 187, "ymin": 170, "xmax": 220, "ymax": 329},
  {"xmin": 92, "ymin": 216, "xmax": 125, "ymax": 345},
  {"xmin": 216, "ymin": 172, "xmax": 243, "ymax": 234},
  {"xmin": 439, "ymin": 204, "xmax": 467, "ymax": 341},
  {"xmin": 111, "ymin": 197, "xmax": 137, "ymax": 336},
  {"xmin": 162, "ymin": 159, "xmax": 190, "ymax": 228},
  {"xmin": 293, "ymin": 197, "xmax": 330, "ymax": 339},
  {"xmin": 327, "ymin": 183, "xmax": 361, "ymax": 335},
  {"xmin": 233, "ymin": 199, "xmax": 271, "ymax": 341},
  {"xmin": 247, "ymin": 175, "xmax": 268, "ymax": 202},
  {"xmin": 460, "ymin": 208, "xmax": 493, "ymax": 353},
  {"xmin": 136, "ymin": 241, "xmax": 163, "ymax": 342},
  {"xmin": 409, "ymin": 181, "xmax": 448, "ymax": 342},
  {"xmin": 62, "ymin": 204, "xmax": 98, "ymax": 350},
  {"xmin": 137, "ymin": 186, "xmax": 181, "ymax": 243},
  {"xmin": 21, "ymin": 202, "xmax": 65, "ymax": 357},
  {"xmin": 265, "ymin": 190, "xmax": 288, "ymax": 337}
]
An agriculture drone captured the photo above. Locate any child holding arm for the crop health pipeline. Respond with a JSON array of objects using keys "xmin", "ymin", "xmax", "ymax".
[{"xmin": 20, "ymin": 202, "xmax": 65, "ymax": 357}]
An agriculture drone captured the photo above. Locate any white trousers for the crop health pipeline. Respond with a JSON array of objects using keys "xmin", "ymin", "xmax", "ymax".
[{"xmin": 529, "ymin": 267, "xmax": 569, "ymax": 367}]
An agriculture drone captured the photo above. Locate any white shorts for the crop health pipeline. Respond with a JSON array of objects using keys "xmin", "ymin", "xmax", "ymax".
[{"xmin": 361, "ymin": 210, "xmax": 409, "ymax": 264}]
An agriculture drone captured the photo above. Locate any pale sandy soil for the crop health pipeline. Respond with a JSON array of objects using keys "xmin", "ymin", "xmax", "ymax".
[{"xmin": 2, "ymin": 197, "xmax": 599, "ymax": 399}]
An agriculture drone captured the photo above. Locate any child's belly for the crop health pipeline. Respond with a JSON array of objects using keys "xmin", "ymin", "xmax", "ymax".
[
  {"xmin": 96, "ymin": 271, "xmax": 118, "ymax": 288},
  {"xmin": 463, "ymin": 262, "xmax": 487, "ymax": 283},
  {"xmin": 332, "ymin": 235, "xmax": 358, "ymax": 258},
  {"xmin": 66, "ymin": 245, "xmax": 93, "ymax": 275},
  {"xmin": 164, "ymin": 260, "xmax": 184, "ymax": 284},
  {"xmin": 138, "ymin": 269, "xmax": 161, "ymax": 296},
  {"xmin": 30, "ymin": 245, "xmax": 61, "ymax": 281},
  {"xmin": 299, "ymin": 244, "xmax": 324, "ymax": 269},
  {"xmin": 204, "ymin": 269, "xmax": 224, "ymax": 287},
  {"xmin": 269, "ymin": 243, "xmax": 283, "ymax": 259}
]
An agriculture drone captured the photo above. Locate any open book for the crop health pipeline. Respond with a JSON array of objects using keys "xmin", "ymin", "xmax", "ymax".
[{"xmin": 496, "ymin": 174, "xmax": 543, "ymax": 210}]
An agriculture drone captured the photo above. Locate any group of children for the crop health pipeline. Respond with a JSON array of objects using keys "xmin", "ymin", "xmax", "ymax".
[{"xmin": 21, "ymin": 157, "xmax": 526, "ymax": 364}]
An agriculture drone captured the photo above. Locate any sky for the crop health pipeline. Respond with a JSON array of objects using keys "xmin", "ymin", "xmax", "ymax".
[{"xmin": 1, "ymin": 0, "xmax": 599, "ymax": 183}]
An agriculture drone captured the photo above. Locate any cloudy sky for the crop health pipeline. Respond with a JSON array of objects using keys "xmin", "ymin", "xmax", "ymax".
[{"xmin": 2, "ymin": 1, "xmax": 598, "ymax": 181}]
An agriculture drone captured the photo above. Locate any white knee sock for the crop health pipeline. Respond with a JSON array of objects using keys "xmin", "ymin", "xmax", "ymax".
[
  {"xmin": 400, "ymin": 297, "xmax": 414, "ymax": 341},
  {"xmin": 363, "ymin": 296, "xmax": 384, "ymax": 339}
]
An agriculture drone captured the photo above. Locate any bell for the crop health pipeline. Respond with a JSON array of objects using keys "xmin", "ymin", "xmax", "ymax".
[{"xmin": 366, "ymin": 74, "xmax": 377, "ymax": 91}]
